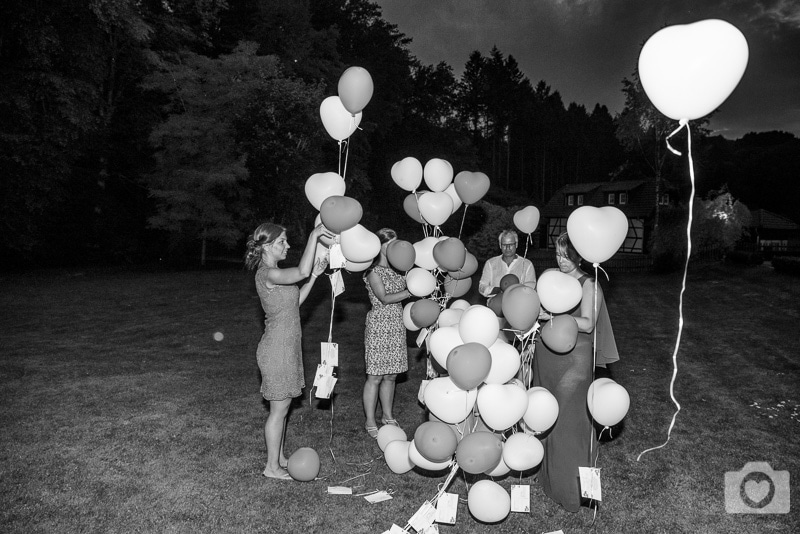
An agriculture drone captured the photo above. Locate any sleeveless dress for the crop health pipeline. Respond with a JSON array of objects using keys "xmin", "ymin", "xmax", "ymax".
[
  {"xmin": 255, "ymin": 266, "xmax": 304, "ymax": 401},
  {"xmin": 363, "ymin": 265, "xmax": 408, "ymax": 375},
  {"xmin": 533, "ymin": 274, "xmax": 598, "ymax": 512}
]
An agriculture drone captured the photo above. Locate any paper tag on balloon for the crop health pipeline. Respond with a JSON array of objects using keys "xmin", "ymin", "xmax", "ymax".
[
  {"xmin": 313, "ymin": 363, "xmax": 336, "ymax": 399},
  {"xmin": 330, "ymin": 270, "xmax": 345, "ymax": 298},
  {"xmin": 365, "ymin": 490, "xmax": 393, "ymax": 503},
  {"xmin": 383, "ymin": 525, "xmax": 405, "ymax": 534},
  {"xmin": 327, "ymin": 486, "xmax": 352, "ymax": 494},
  {"xmin": 435, "ymin": 492, "xmax": 458, "ymax": 524},
  {"xmin": 320, "ymin": 342, "xmax": 338, "ymax": 367},
  {"xmin": 329, "ymin": 243, "xmax": 346, "ymax": 269},
  {"xmin": 579, "ymin": 467, "xmax": 602, "ymax": 501},
  {"xmin": 418, "ymin": 379, "xmax": 431, "ymax": 404},
  {"xmin": 510, "ymin": 485, "xmax": 530, "ymax": 512},
  {"xmin": 416, "ymin": 327, "xmax": 429, "ymax": 347},
  {"xmin": 408, "ymin": 501, "xmax": 437, "ymax": 532},
  {"xmin": 420, "ymin": 524, "xmax": 440, "ymax": 534}
]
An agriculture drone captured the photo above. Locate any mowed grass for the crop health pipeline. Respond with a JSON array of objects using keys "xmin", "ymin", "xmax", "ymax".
[{"xmin": 1, "ymin": 262, "xmax": 798, "ymax": 533}]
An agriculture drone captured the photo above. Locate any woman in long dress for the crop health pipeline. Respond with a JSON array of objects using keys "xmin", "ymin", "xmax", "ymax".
[
  {"xmin": 244, "ymin": 222, "xmax": 331, "ymax": 479},
  {"xmin": 533, "ymin": 231, "xmax": 603, "ymax": 511},
  {"xmin": 362, "ymin": 228, "xmax": 411, "ymax": 438}
]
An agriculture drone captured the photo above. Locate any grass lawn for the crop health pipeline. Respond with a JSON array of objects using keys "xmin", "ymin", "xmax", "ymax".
[{"xmin": 1, "ymin": 261, "xmax": 798, "ymax": 533}]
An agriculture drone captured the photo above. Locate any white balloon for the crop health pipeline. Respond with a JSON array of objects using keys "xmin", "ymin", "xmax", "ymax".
[
  {"xmin": 403, "ymin": 302, "xmax": 420, "ymax": 331},
  {"xmin": 408, "ymin": 440, "xmax": 452, "ymax": 471},
  {"xmin": 587, "ymin": 378, "xmax": 630, "ymax": 427},
  {"xmin": 423, "ymin": 158, "xmax": 454, "ymax": 192},
  {"xmin": 319, "ymin": 96, "xmax": 361, "ymax": 141},
  {"xmin": 339, "ymin": 224, "xmax": 380, "ymax": 263},
  {"xmin": 423, "ymin": 376, "xmax": 478, "ymax": 424},
  {"xmin": 377, "ymin": 425, "xmax": 407, "ymax": 452},
  {"xmin": 449, "ymin": 299, "xmax": 471, "ymax": 312},
  {"xmin": 384, "ymin": 440, "xmax": 414, "ymax": 474},
  {"xmin": 437, "ymin": 308, "xmax": 463, "ymax": 328},
  {"xmin": 467, "ymin": 480, "xmax": 510, "ymax": 523},
  {"xmin": 485, "ymin": 338, "xmax": 521, "ymax": 385},
  {"xmin": 412, "ymin": 236, "xmax": 440, "ymax": 270},
  {"xmin": 483, "ymin": 454, "xmax": 510, "ymax": 477},
  {"xmin": 428, "ymin": 326, "xmax": 464, "ymax": 371},
  {"xmin": 567, "ymin": 206, "xmax": 629, "ymax": 264},
  {"xmin": 523, "ymin": 386, "xmax": 559, "ymax": 432},
  {"xmin": 391, "ymin": 157, "xmax": 423, "ymax": 192},
  {"xmin": 458, "ymin": 305, "xmax": 500, "ymax": 348},
  {"xmin": 304, "ymin": 172, "xmax": 346, "ymax": 210},
  {"xmin": 443, "ymin": 183, "xmax": 462, "ymax": 214},
  {"xmin": 406, "ymin": 267, "xmax": 437, "ymax": 297},
  {"xmin": 502, "ymin": 432, "xmax": 544, "ymax": 472},
  {"xmin": 417, "ymin": 191, "xmax": 454, "ymax": 227},
  {"xmin": 536, "ymin": 270, "xmax": 583, "ymax": 314},
  {"xmin": 476, "ymin": 383, "xmax": 528, "ymax": 431}
]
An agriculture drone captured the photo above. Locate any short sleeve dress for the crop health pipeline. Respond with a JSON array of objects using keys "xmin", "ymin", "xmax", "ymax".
[
  {"xmin": 255, "ymin": 266, "xmax": 304, "ymax": 401},
  {"xmin": 363, "ymin": 266, "xmax": 408, "ymax": 376}
]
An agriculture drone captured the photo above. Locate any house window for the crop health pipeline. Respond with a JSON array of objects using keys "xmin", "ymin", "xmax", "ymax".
[
  {"xmin": 619, "ymin": 192, "xmax": 628, "ymax": 205},
  {"xmin": 577, "ymin": 194, "xmax": 584, "ymax": 206},
  {"xmin": 567, "ymin": 195, "xmax": 574, "ymax": 206},
  {"xmin": 659, "ymin": 193, "xmax": 670, "ymax": 205},
  {"xmin": 608, "ymin": 193, "xmax": 615, "ymax": 205}
]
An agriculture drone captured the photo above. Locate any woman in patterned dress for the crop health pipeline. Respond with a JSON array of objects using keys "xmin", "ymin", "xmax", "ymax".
[
  {"xmin": 244, "ymin": 221, "xmax": 331, "ymax": 479},
  {"xmin": 362, "ymin": 228, "xmax": 412, "ymax": 438}
]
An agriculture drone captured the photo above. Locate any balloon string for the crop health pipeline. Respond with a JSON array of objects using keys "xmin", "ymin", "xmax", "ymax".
[
  {"xmin": 327, "ymin": 273, "xmax": 336, "ymax": 343},
  {"xmin": 637, "ymin": 121, "xmax": 692, "ymax": 461},
  {"xmin": 342, "ymin": 137, "xmax": 351, "ymax": 181},
  {"xmin": 590, "ymin": 263, "xmax": 599, "ymax": 460},
  {"xmin": 523, "ymin": 234, "xmax": 531, "ymax": 259},
  {"xmin": 458, "ymin": 205, "xmax": 468, "ymax": 240}
]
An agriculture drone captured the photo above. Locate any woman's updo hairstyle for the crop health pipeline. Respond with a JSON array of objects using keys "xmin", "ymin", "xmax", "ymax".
[
  {"xmin": 555, "ymin": 231, "xmax": 583, "ymax": 265},
  {"xmin": 244, "ymin": 222, "xmax": 285, "ymax": 271}
]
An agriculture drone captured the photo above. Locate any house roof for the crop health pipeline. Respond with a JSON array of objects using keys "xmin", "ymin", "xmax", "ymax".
[
  {"xmin": 750, "ymin": 209, "xmax": 800, "ymax": 230},
  {"xmin": 541, "ymin": 179, "xmax": 656, "ymax": 218}
]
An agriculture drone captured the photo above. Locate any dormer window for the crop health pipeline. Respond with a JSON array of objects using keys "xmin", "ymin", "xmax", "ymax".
[
  {"xmin": 577, "ymin": 194, "xmax": 584, "ymax": 206},
  {"xmin": 567, "ymin": 194, "xmax": 574, "ymax": 206},
  {"xmin": 619, "ymin": 192, "xmax": 628, "ymax": 205},
  {"xmin": 608, "ymin": 193, "xmax": 615, "ymax": 205}
]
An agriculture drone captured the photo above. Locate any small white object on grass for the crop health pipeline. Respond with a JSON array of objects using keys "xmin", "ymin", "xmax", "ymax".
[{"xmin": 213, "ymin": 332, "xmax": 224, "ymax": 342}]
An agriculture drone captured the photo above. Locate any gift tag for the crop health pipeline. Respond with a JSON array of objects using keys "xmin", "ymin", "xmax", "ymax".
[
  {"xmin": 329, "ymin": 243, "xmax": 346, "ymax": 269},
  {"xmin": 327, "ymin": 486, "xmax": 352, "ymax": 494},
  {"xmin": 510, "ymin": 484, "xmax": 530, "ymax": 512},
  {"xmin": 365, "ymin": 491, "xmax": 393, "ymax": 504},
  {"xmin": 435, "ymin": 492, "xmax": 458, "ymax": 524},
  {"xmin": 416, "ymin": 327, "xmax": 429, "ymax": 347},
  {"xmin": 420, "ymin": 524, "xmax": 440, "ymax": 534},
  {"xmin": 543, "ymin": 531, "xmax": 565, "ymax": 534},
  {"xmin": 330, "ymin": 270, "xmax": 345, "ymax": 298},
  {"xmin": 418, "ymin": 379, "xmax": 431, "ymax": 404},
  {"xmin": 315, "ymin": 374, "xmax": 337, "ymax": 399},
  {"xmin": 579, "ymin": 466, "xmax": 602, "ymax": 501},
  {"xmin": 320, "ymin": 342, "xmax": 338, "ymax": 367},
  {"xmin": 408, "ymin": 501, "xmax": 437, "ymax": 532},
  {"xmin": 312, "ymin": 363, "xmax": 332, "ymax": 389},
  {"xmin": 383, "ymin": 525, "xmax": 405, "ymax": 534}
]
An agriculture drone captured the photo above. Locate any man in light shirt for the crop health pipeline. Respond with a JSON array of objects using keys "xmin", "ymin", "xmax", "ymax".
[{"xmin": 478, "ymin": 229, "xmax": 536, "ymax": 302}]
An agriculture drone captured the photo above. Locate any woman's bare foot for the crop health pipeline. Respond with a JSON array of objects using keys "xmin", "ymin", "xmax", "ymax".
[
  {"xmin": 279, "ymin": 457, "xmax": 289, "ymax": 469},
  {"xmin": 262, "ymin": 466, "xmax": 292, "ymax": 480}
]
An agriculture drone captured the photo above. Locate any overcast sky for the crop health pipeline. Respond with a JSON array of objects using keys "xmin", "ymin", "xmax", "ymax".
[{"xmin": 374, "ymin": 0, "xmax": 800, "ymax": 140}]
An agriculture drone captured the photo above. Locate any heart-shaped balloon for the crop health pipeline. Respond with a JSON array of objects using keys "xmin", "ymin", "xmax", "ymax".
[
  {"xmin": 446, "ymin": 342, "xmax": 491, "ymax": 390},
  {"xmin": 513, "ymin": 206, "xmax": 540, "ymax": 234},
  {"xmin": 536, "ymin": 270, "xmax": 582, "ymax": 313},
  {"xmin": 433, "ymin": 237, "xmax": 466, "ymax": 272},
  {"xmin": 319, "ymin": 96, "xmax": 362, "ymax": 141},
  {"xmin": 339, "ymin": 224, "xmax": 379, "ymax": 263},
  {"xmin": 566, "ymin": 206, "xmax": 628, "ymax": 264},
  {"xmin": 638, "ymin": 19, "xmax": 748, "ymax": 121},
  {"xmin": 523, "ymin": 386, "xmax": 559, "ymax": 432},
  {"xmin": 428, "ymin": 325, "xmax": 464, "ymax": 370},
  {"xmin": 476, "ymin": 383, "xmax": 528, "ymax": 431},
  {"xmin": 304, "ymin": 172, "xmax": 345, "ymax": 210},
  {"xmin": 484, "ymin": 338, "xmax": 521, "ymax": 385},
  {"xmin": 417, "ymin": 191, "xmax": 453, "ymax": 227},
  {"xmin": 423, "ymin": 158, "xmax": 454, "ymax": 192},
  {"xmin": 454, "ymin": 171, "xmax": 490, "ymax": 205},
  {"xmin": 391, "ymin": 157, "xmax": 423, "ymax": 192},
  {"xmin": 412, "ymin": 236, "xmax": 440, "ymax": 270},
  {"xmin": 443, "ymin": 183, "xmax": 463, "ymax": 214},
  {"xmin": 403, "ymin": 193, "xmax": 426, "ymax": 224},
  {"xmin": 423, "ymin": 376, "xmax": 478, "ymax": 424}
]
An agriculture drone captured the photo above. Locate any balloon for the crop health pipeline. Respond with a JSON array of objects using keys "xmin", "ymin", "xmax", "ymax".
[
  {"xmin": 418, "ymin": 191, "xmax": 453, "ymax": 227},
  {"xmin": 428, "ymin": 326, "xmax": 464, "ymax": 370},
  {"xmin": 340, "ymin": 224, "xmax": 379, "ymax": 263},
  {"xmin": 587, "ymin": 378, "xmax": 630, "ymax": 427},
  {"xmin": 319, "ymin": 195, "xmax": 362, "ymax": 234},
  {"xmin": 319, "ymin": 96, "xmax": 361, "ymax": 141},
  {"xmin": 485, "ymin": 338, "xmax": 521, "ymax": 385},
  {"xmin": 499, "ymin": 274, "xmax": 519, "ymax": 292},
  {"xmin": 536, "ymin": 270, "xmax": 583, "ymax": 313},
  {"xmin": 313, "ymin": 214, "xmax": 336, "ymax": 246},
  {"xmin": 443, "ymin": 183, "xmax": 462, "ymax": 214},
  {"xmin": 476, "ymin": 383, "xmax": 528, "ymax": 431},
  {"xmin": 402, "ymin": 302, "xmax": 420, "ymax": 332},
  {"xmin": 423, "ymin": 376, "xmax": 478, "ymax": 424},
  {"xmin": 413, "ymin": 421, "xmax": 458, "ymax": 463},
  {"xmin": 410, "ymin": 298, "xmax": 440, "ymax": 329},
  {"xmin": 454, "ymin": 171, "xmax": 490, "ymax": 205},
  {"xmin": 384, "ymin": 440, "xmax": 414, "ymax": 474},
  {"xmin": 386, "ymin": 239, "xmax": 415, "ymax": 272},
  {"xmin": 487, "ymin": 292, "xmax": 504, "ymax": 317},
  {"xmin": 345, "ymin": 258, "xmax": 372, "ymax": 273},
  {"xmin": 287, "ymin": 447, "xmax": 320, "ymax": 482},
  {"xmin": 408, "ymin": 440, "xmax": 452, "ymax": 471},
  {"xmin": 449, "ymin": 299, "xmax": 471, "ymax": 312},
  {"xmin": 638, "ymin": 19, "xmax": 748, "ymax": 121},
  {"xmin": 567, "ymin": 206, "xmax": 628, "ymax": 264},
  {"xmin": 523, "ymin": 386, "xmax": 559, "ymax": 432},
  {"xmin": 540, "ymin": 314, "xmax": 579, "ymax": 353},
  {"xmin": 468, "ymin": 480, "xmax": 510, "ymax": 523},
  {"xmin": 456, "ymin": 432, "xmax": 503, "ymax": 474},
  {"xmin": 337, "ymin": 66, "xmax": 374, "ymax": 115},
  {"xmin": 484, "ymin": 455, "xmax": 511, "ymax": 477},
  {"xmin": 406, "ymin": 267, "xmax": 437, "ymax": 297},
  {"xmin": 446, "ymin": 342, "xmax": 492, "ymax": 390},
  {"xmin": 459, "ymin": 305, "xmax": 500, "ymax": 348},
  {"xmin": 448, "ymin": 252, "xmax": 477, "ymax": 280},
  {"xmin": 513, "ymin": 206, "xmax": 540, "ymax": 234},
  {"xmin": 442, "ymin": 276, "xmax": 472, "ymax": 298},
  {"xmin": 412, "ymin": 236, "xmax": 439, "ymax": 270},
  {"xmin": 391, "ymin": 157, "xmax": 423, "ymax": 192},
  {"xmin": 502, "ymin": 433, "xmax": 544, "ymax": 472},
  {"xmin": 304, "ymin": 172, "xmax": 346, "ymax": 211},
  {"xmin": 501, "ymin": 284, "xmax": 540, "ymax": 332},
  {"xmin": 423, "ymin": 158, "xmax": 454, "ymax": 192},
  {"xmin": 377, "ymin": 425, "xmax": 407, "ymax": 452},
  {"xmin": 437, "ymin": 308, "xmax": 462, "ymax": 328},
  {"xmin": 403, "ymin": 193, "xmax": 425, "ymax": 224},
  {"xmin": 432, "ymin": 237, "xmax": 466, "ymax": 272}
]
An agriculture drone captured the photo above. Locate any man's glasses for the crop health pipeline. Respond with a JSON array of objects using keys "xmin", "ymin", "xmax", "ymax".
[{"xmin": 500, "ymin": 243, "xmax": 517, "ymax": 248}]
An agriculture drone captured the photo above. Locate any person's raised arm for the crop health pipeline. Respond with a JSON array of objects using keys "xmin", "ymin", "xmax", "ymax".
[
  {"xmin": 299, "ymin": 257, "xmax": 329, "ymax": 305},
  {"xmin": 367, "ymin": 270, "xmax": 411, "ymax": 304},
  {"xmin": 575, "ymin": 278, "xmax": 603, "ymax": 333},
  {"xmin": 267, "ymin": 224, "xmax": 332, "ymax": 286}
]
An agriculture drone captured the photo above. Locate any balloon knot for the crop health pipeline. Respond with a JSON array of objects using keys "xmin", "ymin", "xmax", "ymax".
[{"xmin": 679, "ymin": 118, "xmax": 689, "ymax": 126}]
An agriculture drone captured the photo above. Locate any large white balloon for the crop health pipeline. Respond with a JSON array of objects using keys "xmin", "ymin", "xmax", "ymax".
[
  {"xmin": 423, "ymin": 158, "xmax": 454, "ymax": 192},
  {"xmin": 402, "ymin": 302, "xmax": 420, "ymax": 331},
  {"xmin": 638, "ymin": 19, "xmax": 748, "ymax": 121},
  {"xmin": 476, "ymin": 383, "xmax": 528, "ymax": 431},
  {"xmin": 468, "ymin": 480, "xmax": 510, "ymax": 523},
  {"xmin": 391, "ymin": 157, "xmax": 423, "ymax": 192},
  {"xmin": 587, "ymin": 378, "xmax": 630, "ymax": 427},
  {"xmin": 339, "ymin": 224, "xmax": 380, "ymax": 263},
  {"xmin": 423, "ymin": 377, "xmax": 478, "ymax": 424},
  {"xmin": 567, "ymin": 206, "xmax": 628, "ymax": 264},
  {"xmin": 484, "ymin": 338, "xmax": 521, "ymax": 385},
  {"xmin": 536, "ymin": 270, "xmax": 583, "ymax": 314},
  {"xmin": 406, "ymin": 267, "xmax": 437, "ymax": 297},
  {"xmin": 437, "ymin": 308, "xmax": 463, "ymax": 328},
  {"xmin": 458, "ymin": 305, "xmax": 500, "ymax": 348},
  {"xmin": 443, "ymin": 183, "xmax": 462, "ymax": 214},
  {"xmin": 428, "ymin": 325, "xmax": 464, "ymax": 371},
  {"xmin": 412, "ymin": 236, "xmax": 440, "ymax": 270},
  {"xmin": 319, "ymin": 96, "xmax": 362, "ymax": 141},
  {"xmin": 523, "ymin": 386, "xmax": 559, "ymax": 432},
  {"xmin": 418, "ymin": 191, "xmax": 454, "ymax": 227},
  {"xmin": 304, "ymin": 172, "xmax": 345, "ymax": 210},
  {"xmin": 502, "ymin": 432, "xmax": 544, "ymax": 472}
]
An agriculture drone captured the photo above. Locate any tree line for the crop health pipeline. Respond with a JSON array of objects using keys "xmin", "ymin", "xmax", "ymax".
[{"xmin": 1, "ymin": 0, "xmax": 798, "ymax": 269}]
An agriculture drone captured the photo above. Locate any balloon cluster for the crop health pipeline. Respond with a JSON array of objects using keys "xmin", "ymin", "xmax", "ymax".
[{"xmin": 320, "ymin": 66, "xmax": 374, "ymax": 141}]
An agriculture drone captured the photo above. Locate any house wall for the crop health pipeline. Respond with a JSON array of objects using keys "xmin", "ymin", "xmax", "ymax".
[{"xmin": 545, "ymin": 217, "xmax": 645, "ymax": 254}]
